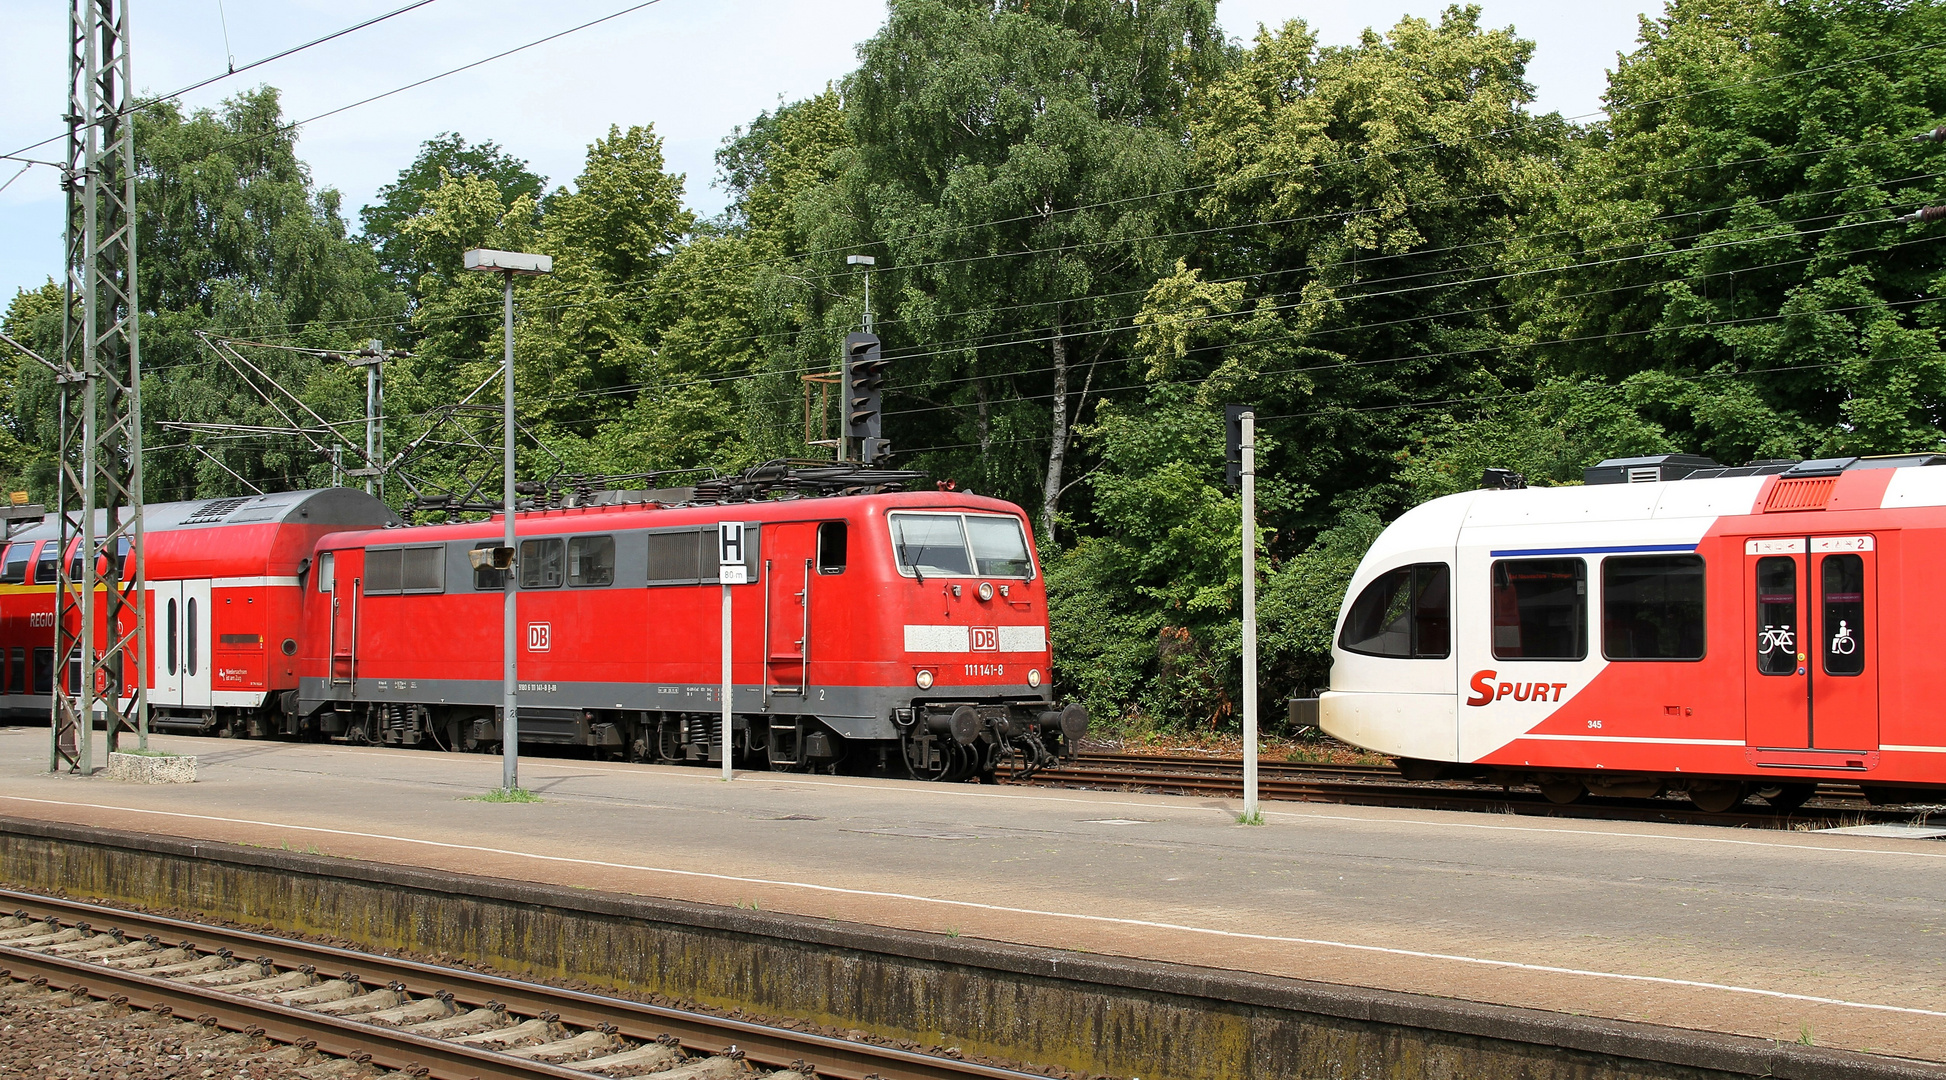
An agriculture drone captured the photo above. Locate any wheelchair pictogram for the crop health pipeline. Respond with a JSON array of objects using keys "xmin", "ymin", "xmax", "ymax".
[{"xmin": 1829, "ymin": 620, "xmax": 1856, "ymax": 656}]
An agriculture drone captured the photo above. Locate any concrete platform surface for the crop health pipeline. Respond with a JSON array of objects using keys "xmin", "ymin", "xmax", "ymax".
[{"xmin": 0, "ymin": 728, "xmax": 1940, "ymax": 1063}]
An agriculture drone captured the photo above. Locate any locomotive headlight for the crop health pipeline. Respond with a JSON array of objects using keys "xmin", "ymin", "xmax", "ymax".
[
  {"xmin": 1028, "ymin": 668, "xmax": 1041, "ymax": 688},
  {"xmin": 978, "ymin": 581, "xmax": 994, "ymax": 601},
  {"xmin": 916, "ymin": 669, "xmax": 934, "ymax": 690}
]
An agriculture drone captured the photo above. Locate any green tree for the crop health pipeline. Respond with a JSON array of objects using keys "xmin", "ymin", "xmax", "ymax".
[{"xmin": 361, "ymin": 132, "xmax": 545, "ymax": 290}]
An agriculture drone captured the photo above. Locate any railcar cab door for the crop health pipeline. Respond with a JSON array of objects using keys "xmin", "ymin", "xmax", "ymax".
[{"xmin": 1744, "ymin": 535, "xmax": 1878, "ymax": 752}]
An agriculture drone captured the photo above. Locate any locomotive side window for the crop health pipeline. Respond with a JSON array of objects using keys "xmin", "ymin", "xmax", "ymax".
[
  {"xmin": 519, "ymin": 538, "xmax": 565, "ymax": 589},
  {"xmin": 0, "ymin": 542, "xmax": 29, "ymax": 584},
  {"xmin": 1601, "ymin": 555, "xmax": 1705, "ymax": 661},
  {"xmin": 365, "ymin": 549, "xmax": 404, "ymax": 593},
  {"xmin": 317, "ymin": 552, "xmax": 335, "ymax": 593},
  {"xmin": 402, "ymin": 547, "xmax": 444, "ymax": 593},
  {"xmin": 1490, "ymin": 559, "xmax": 1587, "ymax": 660},
  {"xmin": 817, "ymin": 522, "xmax": 847, "ymax": 574},
  {"xmin": 33, "ymin": 544, "xmax": 56, "ymax": 584},
  {"xmin": 569, "ymin": 536, "xmax": 615, "ymax": 586},
  {"xmin": 1339, "ymin": 563, "xmax": 1450, "ymax": 658},
  {"xmin": 471, "ymin": 543, "xmax": 506, "ymax": 590},
  {"xmin": 646, "ymin": 529, "xmax": 703, "ymax": 585},
  {"xmin": 1822, "ymin": 554, "xmax": 1865, "ymax": 676},
  {"xmin": 1755, "ymin": 556, "xmax": 1797, "ymax": 676}
]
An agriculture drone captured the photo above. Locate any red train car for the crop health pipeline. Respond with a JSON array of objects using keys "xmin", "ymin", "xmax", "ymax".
[
  {"xmin": 1321, "ymin": 453, "xmax": 1946, "ymax": 810},
  {"xmin": 0, "ymin": 490, "xmax": 399, "ymax": 730},
  {"xmin": 293, "ymin": 488, "xmax": 1082, "ymax": 779}
]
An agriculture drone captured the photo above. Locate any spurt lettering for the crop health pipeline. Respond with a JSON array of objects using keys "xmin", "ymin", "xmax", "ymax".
[{"xmin": 1466, "ymin": 670, "xmax": 1569, "ymax": 706}]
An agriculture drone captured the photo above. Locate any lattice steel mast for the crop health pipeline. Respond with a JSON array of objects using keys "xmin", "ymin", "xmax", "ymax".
[{"xmin": 54, "ymin": 0, "xmax": 147, "ymax": 772}]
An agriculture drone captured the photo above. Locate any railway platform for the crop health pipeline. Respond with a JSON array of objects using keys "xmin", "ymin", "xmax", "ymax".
[{"xmin": 0, "ymin": 727, "xmax": 1939, "ymax": 1069}]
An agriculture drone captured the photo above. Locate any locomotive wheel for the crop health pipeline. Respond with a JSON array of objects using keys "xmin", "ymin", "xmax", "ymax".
[
  {"xmin": 1757, "ymin": 783, "xmax": 1816, "ymax": 812},
  {"xmin": 1688, "ymin": 782, "xmax": 1747, "ymax": 813},
  {"xmin": 1537, "ymin": 777, "xmax": 1586, "ymax": 805}
]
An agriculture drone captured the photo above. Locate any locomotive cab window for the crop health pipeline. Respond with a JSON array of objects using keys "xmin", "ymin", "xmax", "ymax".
[
  {"xmin": 519, "ymin": 538, "xmax": 565, "ymax": 589},
  {"xmin": 33, "ymin": 544, "xmax": 57, "ymax": 584},
  {"xmin": 0, "ymin": 543, "xmax": 29, "ymax": 584},
  {"xmin": 1491, "ymin": 558, "xmax": 1587, "ymax": 660},
  {"xmin": 1339, "ymin": 563, "xmax": 1450, "ymax": 658},
  {"xmin": 569, "ymin": 535, "xmax": 615, "ymax": 587},
  {"xmin": 817, "ymin": 521, "xmax": 847, "ymax": 574},
  {"xmin": 1602, "ymin": 555, "xmax": 1705, "ymax": 661},
  {"xmin": 890, "ymin": 512, "xmax": 1034, "ymax": 579}
]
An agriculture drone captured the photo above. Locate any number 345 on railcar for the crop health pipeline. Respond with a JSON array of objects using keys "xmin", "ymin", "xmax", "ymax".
[{"xmin": 1319, "ymin": 453, "xmax": 1946, "ymax": 811}]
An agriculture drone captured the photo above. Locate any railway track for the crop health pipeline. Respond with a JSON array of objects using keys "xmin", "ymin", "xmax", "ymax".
[
  {"xmin": 1017, "ymin": 752, "xmax": 1939, "ymax": 830},
  {"xmin": 0, "ymin": 888, "xmax": 1048, "ymax": 1080}
]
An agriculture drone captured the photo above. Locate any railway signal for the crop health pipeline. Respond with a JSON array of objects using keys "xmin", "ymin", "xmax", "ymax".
[
  {"xmin": 1224, "ymin": 404, "xmax": 1251, "ymax": 490},
  {"xmin": 845, "ymin": 332, "xmax": 891, "ymax": 465}
]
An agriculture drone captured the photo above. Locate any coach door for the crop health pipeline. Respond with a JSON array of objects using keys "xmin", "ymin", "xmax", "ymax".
[
  {"xmin": 1744, "ymin": 536, "xmax": 1878, "ymax": 751},
  {"xmin": 180, "ymin": 579, "xmax": 213, "ymax": 709},
  {"xmin": 765, "ymin": 523, "xmax": 817, "ymax": 695}
]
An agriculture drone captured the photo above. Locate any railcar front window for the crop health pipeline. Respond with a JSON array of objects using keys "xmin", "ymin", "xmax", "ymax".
[
  {"xmin": 1490, "ymin": 559, "xmax": 1586, "ymax": 660},
  {"xmin": 1339, "ymin": 563, "xmax": 1450, "ymax": 658},
  {"xmin": 33, "ymin": 546, "xmax": 56, "ymax": 584},
  {"xmin": 1822, "ymin": 554, "xmax": 1865, "ymax": 676},
  {"xmin": 1602, "ymin": 555, "xmax": 1705, "ymax": 660},
  {"xmin": 1755, "ymin": 556, "xmax": 1797, "ymax": 676}
]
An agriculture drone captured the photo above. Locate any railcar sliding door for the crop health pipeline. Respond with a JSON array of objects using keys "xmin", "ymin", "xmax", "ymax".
[
  {"xmin": 1743, "ymin": 535, "xmax": 1878, "ymax": 751},
  {"xmin": 151, "ymin": 582, "xmax": 182, "ymax": 706},
  {"xmin": 181, "ymin": 579, "xmax": 213, "ymax": 709}
]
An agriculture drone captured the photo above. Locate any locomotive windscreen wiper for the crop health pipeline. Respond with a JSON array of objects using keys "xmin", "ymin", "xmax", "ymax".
[{"xmin": 900, "ymin": 540, "xmax": 926, "ymax": 583}]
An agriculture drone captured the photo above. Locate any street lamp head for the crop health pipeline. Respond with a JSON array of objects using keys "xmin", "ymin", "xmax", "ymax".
[
  {"xmin": 846, "ymin": 254, "xmax": 876, "ymax": 267},
  {"xmin": 463, "ymin": 249, "xmax": 553, "ymax": 275}
]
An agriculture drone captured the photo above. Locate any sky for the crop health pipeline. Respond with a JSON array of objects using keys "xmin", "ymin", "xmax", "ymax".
[{"xmin": 0, "ymin": 0, "xmax": 1661, "ymax": 304}]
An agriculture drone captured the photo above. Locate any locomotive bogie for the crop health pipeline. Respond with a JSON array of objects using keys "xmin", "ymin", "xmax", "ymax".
[{"xmin": 1323, "ymin": 455, "xmax": 1946, "ymax": 806}]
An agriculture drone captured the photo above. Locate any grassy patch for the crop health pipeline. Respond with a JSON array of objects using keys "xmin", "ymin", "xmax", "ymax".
[
  {"xmin": 467, "ymin": 787, "xmax": 543, "ymax": 804},
  {"xmin": 1236, "ymin": 808, "xmax": 1265, "ymax": 826},
  {"xmin": 114, "ymin": 747, "xmax": 176, "ymax": 758}
]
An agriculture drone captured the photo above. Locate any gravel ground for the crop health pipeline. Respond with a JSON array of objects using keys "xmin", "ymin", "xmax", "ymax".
[{"xmin": 0, "ymin": 977, "xmax": 384, "ymax": 1080}]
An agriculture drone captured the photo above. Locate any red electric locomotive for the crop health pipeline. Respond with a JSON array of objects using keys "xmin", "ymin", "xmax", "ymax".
[
  {"xmin": 292, "ymin": 485, "xmax": 1082, "ymax": 779},
  {"xmin": 1321, "ymin": 452, "xmax": 1946, "ymax": 810}
]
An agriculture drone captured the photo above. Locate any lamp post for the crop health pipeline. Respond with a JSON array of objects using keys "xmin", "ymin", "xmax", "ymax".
[{"xmin": 463, "ymin": 248, "xmax": 552, "ymax": 793}]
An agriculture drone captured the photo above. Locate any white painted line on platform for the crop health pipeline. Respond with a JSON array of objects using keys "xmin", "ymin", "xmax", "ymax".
[{"xmin": 3, "ymin": 792, "xmax": 1944, "ymax": 1022}]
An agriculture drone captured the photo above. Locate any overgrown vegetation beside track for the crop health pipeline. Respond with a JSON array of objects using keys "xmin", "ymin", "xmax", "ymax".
[{"xmin": 7, "ymin": 0, "xmax": 1946, "ymax": 738}]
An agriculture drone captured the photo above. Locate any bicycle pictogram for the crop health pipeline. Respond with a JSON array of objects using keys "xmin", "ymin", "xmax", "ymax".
[{"xmin": 1758, "ymin": 625, "xmax": 1796, "ymax": 654}]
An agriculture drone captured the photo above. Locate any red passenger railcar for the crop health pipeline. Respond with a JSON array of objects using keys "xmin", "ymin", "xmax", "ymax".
[{"xmin": 1321, "ymin": 453, "xmax": 1946, "ymax": 810}]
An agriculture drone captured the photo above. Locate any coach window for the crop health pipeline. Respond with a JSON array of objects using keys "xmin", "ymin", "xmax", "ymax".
[
  {"xmin": 471, "ymin": 543, "xmax": 505, "ymax": 590},
  {"xmin": 8, "ymin": 649, "xmax": 22, "ymax": 695},
  {"xmin": 1822, "ymin": 554, "xmax": 1865, "ymax": 676},
  {"xmin": 166, "ymin": 598, "xmax": 178, "ymax": 675},
  {"xmin": 33, "ymin": 543, "xmax": 57, "ymax": 584},
  {"xmin": 1339, "ymin": 563, "xmax": 1450, "ymax": 658},
  {"xmin": 1602, "ymin": 555, "xmax": 1705, "ymax": 660},
  {"xmin": 817, "ymin": 522, "xmax": 847, "ymax": 574},
  {"xmin": 32, "ymin": 648, "xmax": 52, "ymax": 694},
  {"xmin": 316, "ymin": 552, "xmax": 335, "ymax": 593},
  {"xmin": 0, "ymin": 542, "xmax": 29, "ymax": 584},
  {"xmin": 1491, "ymin": 559, "xmax": 1587, "ymax": 660},
  {"xmin": 519, "ymin": 538, "xmax": 565, "ymax": 589},
  {"xmin": 569, "ymin": 536, "xmax": 615, "ymax": 586}
]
